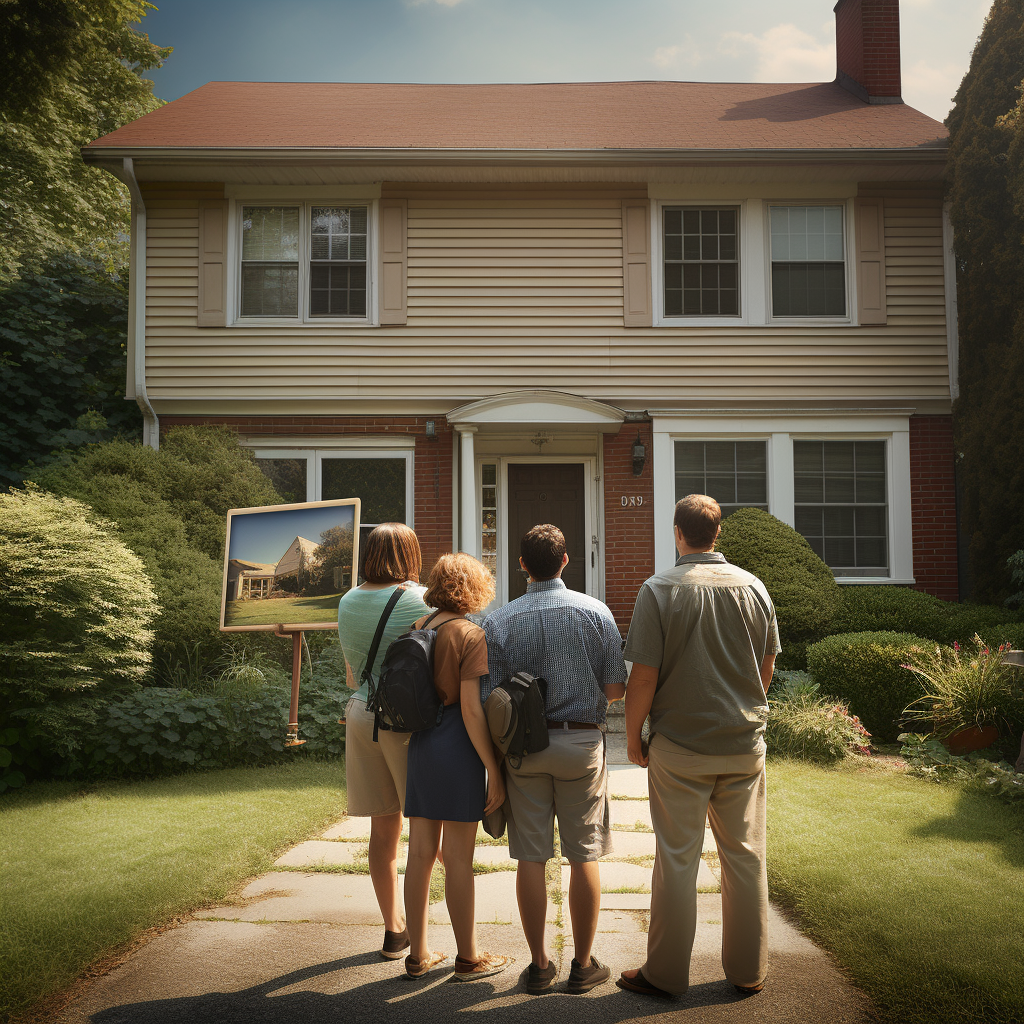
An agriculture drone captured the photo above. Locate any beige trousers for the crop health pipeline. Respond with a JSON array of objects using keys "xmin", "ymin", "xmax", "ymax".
[{"xmin": 643, "ymin": 732, "xmax": 768, "ymax": 995}]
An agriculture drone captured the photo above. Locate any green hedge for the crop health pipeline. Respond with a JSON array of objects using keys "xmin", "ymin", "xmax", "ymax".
[
  {"xmin": 718, "ymin": 508, "xmax": 841, "ymax": 669},
  {"xmin": 806, "ymin": 631, "xmax": 932, "ymax": 742},
  {"xmin": 832, "ymin": 586, "xmax": 1021, "ymax": 646},
  {"xmin": 76, "ymin": 683, "xmax": 349, "ymax": 777}
]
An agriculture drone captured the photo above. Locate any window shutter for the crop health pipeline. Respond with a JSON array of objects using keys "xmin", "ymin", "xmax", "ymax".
[
  {"xmin": 378, "ymin": 199, "xmax": 408, "ymax": 325},
  {"xmin": 855, "ymin": 197, "xmax": 886, "ymax": 325},
  {"xmin": 197, "ymin": 199, "xmax": 228, "ymax": 327},
  {"xmin": 622, "ymin": 199, "xmax": 652, "ymax": 327}
]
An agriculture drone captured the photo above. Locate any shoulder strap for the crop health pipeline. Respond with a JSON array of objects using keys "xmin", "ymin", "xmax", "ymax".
[{"xmin": 361, "ymin": 587, "xmax": 405, "ymax": 695}]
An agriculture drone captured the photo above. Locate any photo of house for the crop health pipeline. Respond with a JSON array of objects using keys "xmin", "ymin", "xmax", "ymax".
[
  {"xmin": 221, "ymin": 499, "xmax": 359, "ymax": 631},
  {"xmin": 85, "ymin": 0, "xmax": 958, "ymax": 631}
]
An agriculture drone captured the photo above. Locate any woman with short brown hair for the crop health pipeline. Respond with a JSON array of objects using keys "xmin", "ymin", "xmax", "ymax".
[
  {"xmin": 402, "ymin": 553, "xmax": 510, "ymax": 981},
  {"xmin": 338, "ymin": 523, "xmax": 431, "ymax": 962}
]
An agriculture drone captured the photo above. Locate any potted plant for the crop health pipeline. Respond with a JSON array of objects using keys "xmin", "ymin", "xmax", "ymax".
[{"xmin": 902, "ymin": 637, "xmax": 1019, "ymax": 755}]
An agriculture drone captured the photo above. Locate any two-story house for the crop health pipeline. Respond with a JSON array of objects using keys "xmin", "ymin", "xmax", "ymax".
[{"xmin": 83, "ymin": 0, "xmax": 958, "ymax": 630}]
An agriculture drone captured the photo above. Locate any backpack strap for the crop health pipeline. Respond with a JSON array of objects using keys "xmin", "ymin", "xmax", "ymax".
[{"xmin": 360, "ymin": 587, "xmax": 405, "ymax": 703}]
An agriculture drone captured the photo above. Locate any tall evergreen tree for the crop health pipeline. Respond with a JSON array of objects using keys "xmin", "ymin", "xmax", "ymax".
[
  {"xmin": 947, "ymin": 0, "xmax": 1024, "ymax": 601},
  {"xmin": 0, "ymin": 0, "xmax": 170, "ymax": 282}
]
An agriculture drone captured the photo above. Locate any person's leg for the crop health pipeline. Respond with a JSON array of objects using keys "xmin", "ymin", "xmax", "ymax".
[
  {"xmin": 707, "ymin": 755, "xmax": 768, "ymax": 990},
  {"xmin": 641, "ymin": 735, "xmax": 714, "ymax": 996},
  {"xmin": 404, "ymin": 817, "xmax": 442, "ymax": 961},
  {"xmin": 368, "ymin": 811, "xmax": 405, "ymax": 933},
  {"xmin": 440, "ymin": 820, "xmax": 479, "ymax": 960},
  {"xmin": 516, "ymin": 860, "xmax": 550, "ymax": 968},
  {"xmin": 566, "ymin": 859, "xmax": 601, "ymax": 966}
]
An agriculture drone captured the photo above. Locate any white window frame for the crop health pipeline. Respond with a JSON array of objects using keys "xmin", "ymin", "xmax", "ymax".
[
  {"xmin": 227, "ymin": 199, "xmax": 379, "ymax": 327},
  {"xmin": 652, "ymin": 199, "xmax": 764, "ymax": 327},
  {"xmin": 765, "ymin": 199, "xmax": 855, "ymax": 326},
  {"xmin": 248, "ymin": 442, "xmax": 414, "ymax": 527},
  {"xmin": 652, "ymin": 415, "xmax": 914, "ymax": 585}
]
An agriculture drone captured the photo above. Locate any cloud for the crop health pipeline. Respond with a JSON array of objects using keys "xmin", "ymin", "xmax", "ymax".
[
  {"xmin": 650, "ymin": 36, "xmax": 704, "ymax": 72},
  {"xmin": 720, "ymin": 23, "xmax": 836, "ymax": 83},
  {"xmin": 902, "ymin": 58, "xmax": 964, "ymax": 122}
]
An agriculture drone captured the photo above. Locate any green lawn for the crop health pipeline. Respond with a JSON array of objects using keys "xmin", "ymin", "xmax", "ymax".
[
  {"xmin": 0, "ymin": 761, "xmax": 346, "ymax": 1019},
  {"xmin": 768, "ymin": 758, "xmax": 1024, "ymax": 1024},
  {"xmin": 223, "ymin": 591, "xmax": 343, "ymax": 627}
]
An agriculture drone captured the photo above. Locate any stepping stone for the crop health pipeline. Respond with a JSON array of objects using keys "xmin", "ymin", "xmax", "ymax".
[
  {"xmin": 607, "ymin": 764, "xmax": 649, "ymax": 798},
  {"xmin": 597, "ymin": 908, "xmax": 647, "ymax": 934},
  {"xmin": 609, "ymin": 799, "xmax": 653, "ymax": 830},
  {"xmin": 598, "ymin": 892, "xmax": 651, "ymax": 911},
  {"xmin": 471, "ymin": 845, "xmax": 514, "ymax": 867},
  {"xmin": 703, "ymin": 826, "xmax": 717, "ymax": 854},
  {"xmin": 320, "ymin": 818, "xmax": 411, "ymax": 842},
  {"xmin": 599, "ymin": 862, "xmax": 653, "ymax": 892},
  {"xmin": 274, "ymin": 841, "xmax": 365, "ymax": 868},
  {"xmin": 602, "ymin": 830, "xmax": 656, "ymax": 858}
]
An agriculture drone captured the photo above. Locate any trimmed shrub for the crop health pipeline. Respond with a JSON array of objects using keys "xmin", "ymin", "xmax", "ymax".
[
  {"xmin": 28, "ymin": 427, "xmax": 284, "ymax": 668},
  {"xmin": 806, "ymin": 631, "xmax": 931, "ymax": 742},
  {"xmin": 767, "ymin": 692, "xmax": 872, "ymax": 763},
  {"xmin": 0, "ymin": 485, "xmax": 159, "ymax": 783},
  {"xmin": 831, "ymin": 586, "xmax": 1021, "ymax": 646},
  {"xmin": 76, "ymin": 682, "xmax": 349, "ymax": 776},
  {"xmin": 717, "ymin": 508, "xmax": 841, "ymax": 668}
]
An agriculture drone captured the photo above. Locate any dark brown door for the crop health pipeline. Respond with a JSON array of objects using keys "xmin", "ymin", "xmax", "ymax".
[{"xmin": 507, "ymin": 463, "xmax": 586, "ymax": 601}]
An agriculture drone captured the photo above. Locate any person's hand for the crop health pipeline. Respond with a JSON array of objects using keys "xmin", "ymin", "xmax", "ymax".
[
  {"xmin": 484, "ymin": 771, "xmax": 506, "ymax": 814},
  {"xmin": 627, "ymin": 735, "xmax": 649, "ymax": 769}
]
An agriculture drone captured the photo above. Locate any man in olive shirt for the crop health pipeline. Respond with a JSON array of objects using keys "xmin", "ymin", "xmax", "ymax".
[{"xmin": 617, "ymin": 494, "xmax": 780, "ymax": 999}]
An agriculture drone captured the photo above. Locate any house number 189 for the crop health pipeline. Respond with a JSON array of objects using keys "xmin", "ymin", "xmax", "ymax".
[{"xmin": 620, "ymin": 496, "xmax": 644, "ymax": 506}]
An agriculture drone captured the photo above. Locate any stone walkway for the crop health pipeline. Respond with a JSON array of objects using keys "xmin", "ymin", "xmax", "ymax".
[{"xmin": 62, "ymin": 734, "xmax": 874, "ymax": 1024}]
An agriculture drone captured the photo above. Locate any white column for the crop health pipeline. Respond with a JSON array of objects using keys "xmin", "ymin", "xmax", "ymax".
[
  {"xmin": 769, "ymin": 432, "xmax": 795, "ymax": 526},
  {"xmin": 457, "ymin": 426, "xmax": 479, "ymax": 557},
  {"xmin": 652, "ymin": 427, "xmax": 675, "ymax": 571}
]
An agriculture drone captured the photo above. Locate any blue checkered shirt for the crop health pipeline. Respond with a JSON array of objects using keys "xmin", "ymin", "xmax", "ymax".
[{"xmin": 482, "ymin": 579, "xmax": 627, "ymax": 726}]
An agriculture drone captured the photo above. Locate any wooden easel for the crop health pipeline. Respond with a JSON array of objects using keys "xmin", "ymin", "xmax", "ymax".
[{"xmin": 275, "ymin": 627, "xmax": 306, "ymax": 747}]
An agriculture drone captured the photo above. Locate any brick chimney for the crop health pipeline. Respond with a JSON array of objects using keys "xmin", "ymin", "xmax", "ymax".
[{"xmin": 834, "ymin": 0, "xmax": 902, "ymax": 104}]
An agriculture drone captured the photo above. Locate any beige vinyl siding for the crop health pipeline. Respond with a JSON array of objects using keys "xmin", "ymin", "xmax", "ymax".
[{"xmin": 140, "ymin": 182, "xmax": 950, "ymax": 404}]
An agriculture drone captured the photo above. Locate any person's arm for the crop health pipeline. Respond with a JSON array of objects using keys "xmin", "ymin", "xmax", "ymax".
[
  {"xmin": 760, "ymin": 653, "xmax": 776, "ymax": 693},
  {"xmin": 461, "ymin": 674, "xmax": 506, "ymax": 814},
  {"xmin": 625, "ymin": 662, "xmax": 658, "ymax": 769}
]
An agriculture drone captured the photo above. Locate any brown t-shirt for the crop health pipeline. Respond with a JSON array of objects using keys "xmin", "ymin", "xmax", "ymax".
[{"xmin": 416, "ymin": 615, "xmax": 489, "ymax": 706}]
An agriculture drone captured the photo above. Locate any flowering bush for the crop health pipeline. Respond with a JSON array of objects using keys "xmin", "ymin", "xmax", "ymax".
[
  {"xmin": 901, "ymin": 636, "xmax": 1024, "ymax": 742},
  {"xmin": 767, "ymin": 689, "xmax": 872, "ymax": 763}
]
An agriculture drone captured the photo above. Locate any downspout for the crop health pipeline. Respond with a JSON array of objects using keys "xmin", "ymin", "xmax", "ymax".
[{"xmin": 115, "ymin": 157, "xmax": 159, "ymax": 449}]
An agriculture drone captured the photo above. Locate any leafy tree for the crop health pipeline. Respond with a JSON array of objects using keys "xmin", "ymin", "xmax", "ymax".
[
  {"xmin": 0, "ymin": 250, "xmax": 142, "ymax": 486},
  {"xmin": 309, "ymin": 524, "xmax": 355, "ymax": 596},
  {"xmin": 947, "ymin": 0, "xmax": 1024, "ymax": 600},
  {"xmin": 0, "ymin": 0, "xmax": 170, "ymax": 281},
  {"xmin": 0, "ymin": 484, "xmax": 158, "ymax": 773}
]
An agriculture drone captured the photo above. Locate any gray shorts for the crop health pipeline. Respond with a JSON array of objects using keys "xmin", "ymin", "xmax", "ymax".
[{"xmin": 504, "ymin": 728, "xmax": 612, "ymax": 863}]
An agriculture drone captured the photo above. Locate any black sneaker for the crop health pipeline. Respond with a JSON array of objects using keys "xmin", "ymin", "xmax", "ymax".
[
  {"xmin": 527, "ymin": 960, "xmax": 557, "ymax": 994},
  {"xmin": 567, "ymin": 956, "xmax": 611, "ymax": 994},
  {"xmin": 380, "ymin": 927, "xmax": 410, "ymax": 960}
]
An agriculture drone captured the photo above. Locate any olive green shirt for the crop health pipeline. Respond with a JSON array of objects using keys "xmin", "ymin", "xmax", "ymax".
[{"xmin": 624, "ymin": 552, "xmax": 781, "ymax": 755}]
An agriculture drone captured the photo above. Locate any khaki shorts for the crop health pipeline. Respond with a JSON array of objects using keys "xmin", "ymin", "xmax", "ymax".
[
  {"xmin": 344, "ymin": 696, "xmax": 410, "ymax": 817},
  {"xmin": 504, "ymin": 728, "xmax": 611, "ymax": 863}
]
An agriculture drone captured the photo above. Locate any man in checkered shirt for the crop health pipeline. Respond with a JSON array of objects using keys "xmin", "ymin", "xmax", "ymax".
[{"xmin": 484, "ymin": 524, "xmax": 626, "ymax": 995}]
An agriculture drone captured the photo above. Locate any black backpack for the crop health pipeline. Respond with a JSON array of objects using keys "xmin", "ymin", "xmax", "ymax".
[
  {"xmin": 485, "ymin": 671, "xmax": 550, "ymax": 769},
  {"xmin": 365, "ymin": 597, "xmax": 453, "ymax": 739}
]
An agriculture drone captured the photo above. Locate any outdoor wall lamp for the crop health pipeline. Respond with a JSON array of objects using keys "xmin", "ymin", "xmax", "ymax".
[
  {"xmin": 425, "ymin": 420, "xmax": 436, "ymax": 440},
  {"xmin": 632, "ymin": 432, "xmax": 647, "ymax": 476}
]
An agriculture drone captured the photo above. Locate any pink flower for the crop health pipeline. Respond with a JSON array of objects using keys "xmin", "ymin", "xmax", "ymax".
[{"xmin": 953, "ymin": 641, "xmax": 960, "ymax": 652}]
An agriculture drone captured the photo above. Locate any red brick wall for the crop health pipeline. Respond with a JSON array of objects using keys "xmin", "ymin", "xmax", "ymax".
[
  {"xmin": 161, "ymin": 415, "xmax": 454, "ymax": 575},
  {"xmin": 835, "ymin": 0, "xmax": 901, "ymax": 99},
  {"xmin": 603, "ymin": 424, "xmax": 655, "ymax": 634},
  {"xmin": 909, "ymin": 415, "xmax": 958, "ymax": 601}
]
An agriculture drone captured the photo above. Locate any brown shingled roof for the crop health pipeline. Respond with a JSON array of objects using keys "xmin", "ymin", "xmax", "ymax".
[{"xmin": 86, "ymin": 81, "xmax": 947, "ymax": 152}]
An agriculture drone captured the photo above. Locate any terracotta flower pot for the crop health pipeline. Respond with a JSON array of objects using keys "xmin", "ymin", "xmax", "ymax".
[{"xmin": 943, "ymin": 725, "xmax": 999, "ymax": 756}]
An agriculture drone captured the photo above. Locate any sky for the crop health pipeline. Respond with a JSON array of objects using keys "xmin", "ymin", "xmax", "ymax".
[
  {"xmin": 138, "ymin": 0, "xmax": 991, "ymax": 124},
  {"xmin": 228, "ymin": 503, "xmax": 356, "ymax": 565}
]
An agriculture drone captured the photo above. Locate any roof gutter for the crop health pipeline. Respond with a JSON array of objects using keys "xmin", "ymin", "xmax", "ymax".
[
  {"xmin": 105, "ymin": 157, "xmax": 159, "ymax": 450},
  {"xmin": 81, "ymin": 144, "xmax": 948, "ymax": 167}
]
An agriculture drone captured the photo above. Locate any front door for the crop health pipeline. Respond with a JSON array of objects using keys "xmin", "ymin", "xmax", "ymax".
[{"xmin": 507, "ymin": 463, "xmax": 586, "ymax": 601}]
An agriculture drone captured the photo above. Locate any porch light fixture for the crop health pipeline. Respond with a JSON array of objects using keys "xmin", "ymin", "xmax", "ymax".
[
  {"xmin": 632, "ymin": 432, "xmax": 647, "ymax": 477},
  {"xmin": 425, "ymin": 420, "xmax": 436, "ymax": 440}
]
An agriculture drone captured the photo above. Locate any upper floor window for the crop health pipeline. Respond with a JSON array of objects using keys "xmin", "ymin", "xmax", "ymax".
[
  {"xmin": 769, "ymin": 205, "xmax": 846, "ymax": 318},
  {"xmin": 663, "ymin": 207, "xmax": 739, "ymax": 317},
  {"xmin": 240, "ymin": 204, "xmax": 370, "ymax": 321}
]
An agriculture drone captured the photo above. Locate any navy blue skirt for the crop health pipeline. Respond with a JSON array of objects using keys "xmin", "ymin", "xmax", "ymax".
[{"xmin": 405, "ymin": 703, "xmax": 486, "ymax": 822}]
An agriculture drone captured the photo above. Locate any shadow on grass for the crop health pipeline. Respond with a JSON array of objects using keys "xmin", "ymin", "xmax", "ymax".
[
  {"xmin": 911, "ymin": 785, "xmax": 1024, "ymax": 868},
  {"xmin": 90, "ymin": 953, "xmax": 748, "ymax": 1024},
  {"xmin": 2, "ymin": 761, "xmax": 346, "ymax": 812}
]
